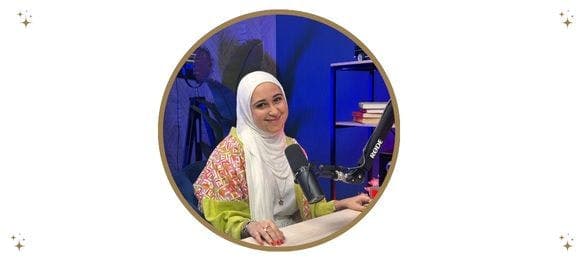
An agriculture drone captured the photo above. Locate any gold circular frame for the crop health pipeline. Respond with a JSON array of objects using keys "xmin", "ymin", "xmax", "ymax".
[{"xmin": 158, "ymin": 9, "xmax": 400, "ymax": 251}]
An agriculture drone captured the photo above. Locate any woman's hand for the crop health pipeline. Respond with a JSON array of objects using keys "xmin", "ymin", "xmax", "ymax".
[
  {"xmin": 334, "ymin": 193, "xmax": 371, "ymax": 212},
  {"xmin": 245, "ymin": 219, "xmax": 285, "ymax": 246}
]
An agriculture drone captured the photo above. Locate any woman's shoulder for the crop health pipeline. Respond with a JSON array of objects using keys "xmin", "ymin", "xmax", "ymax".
[
  {"xmin": 285, "ymin": 136, "xmax": 297, "ymax": 146},
  {"xmin": 200, "ymin": 128, "xmax": 244, "ymax": 166},
  {"xmin": 214, "ymin": 128, "xmax": 243, "ymax": 152}
]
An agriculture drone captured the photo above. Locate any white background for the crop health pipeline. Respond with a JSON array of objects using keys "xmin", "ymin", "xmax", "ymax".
[{"xmin": 1, "ymin": 0, "xmax": 583, "ymax": 263}]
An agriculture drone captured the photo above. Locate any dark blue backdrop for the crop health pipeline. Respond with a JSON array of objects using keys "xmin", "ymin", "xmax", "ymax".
[{"xmin": 275, "ymin": 15, "xmax": 393, "ymax": 199}]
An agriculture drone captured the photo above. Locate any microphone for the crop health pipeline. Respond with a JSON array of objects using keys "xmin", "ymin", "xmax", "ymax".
[
  {"xmin": 285, "ymin": 144, "xmax": 325, "ymax": 204},
  {"xmin": 356, "ymin": 100, "xmax": 394, "ymax": 176},
  {"xmin": 311, "ymin": 101, "xmax": 395, "ymax": 184}
]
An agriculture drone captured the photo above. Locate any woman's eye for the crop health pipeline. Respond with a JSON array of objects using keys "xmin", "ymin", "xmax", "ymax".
[
  {"xmin": 255, "ymin": 102, "xmax": 267, "ymax": 109},
  {"xmin": 274, "ymin": 97, "xmax": 282, "ymax": 103}
]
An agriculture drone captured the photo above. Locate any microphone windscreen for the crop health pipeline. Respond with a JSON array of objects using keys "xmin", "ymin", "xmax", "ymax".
[
  {"xmin": 285, "ymin": 144, "xmax": 308, "ymax": 172},
  {"xmin": 285, "ymin": 143, "xmax": 325, "ymax": 204}
]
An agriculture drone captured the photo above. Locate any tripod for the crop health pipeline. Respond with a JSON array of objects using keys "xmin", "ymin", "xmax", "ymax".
[{"xmin": 182, "ymin": 96, "xmax": 212, "ymax": 168}]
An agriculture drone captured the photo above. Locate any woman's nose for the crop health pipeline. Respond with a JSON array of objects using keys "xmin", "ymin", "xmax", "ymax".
[{"xmin": 268, "ymin": 105, "xmax": 278, "ymax": 115}]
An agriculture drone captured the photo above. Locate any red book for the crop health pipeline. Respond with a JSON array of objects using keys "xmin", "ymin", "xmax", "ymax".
[
  {"xmin": 353, "ymin": 116, "xmax": 380, "ymax": 125},
  {"xmin": 352, "ymin": 111, "xmax": 382, "ymax": 118},
  {"xmin": 356, "ymin": 108, "xmax": 384, "ymax": 114}
]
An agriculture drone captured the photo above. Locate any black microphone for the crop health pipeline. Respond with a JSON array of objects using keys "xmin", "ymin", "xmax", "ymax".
[
  {"xmin": 358, "ymin": 101, "xmax": 394, "ymax": 171},
  {"xmin": 285, "ymin": 144, "xmax": 325, "ymax": 204},
  {"xmin": 310, "ymin": 101, "xmax": 395, "ymax": 184}
]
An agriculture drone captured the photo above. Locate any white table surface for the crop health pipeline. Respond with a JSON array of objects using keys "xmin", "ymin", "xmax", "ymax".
[{"xmin": 241, "ymin": 209, "xmax": 360, "ymax": 247}]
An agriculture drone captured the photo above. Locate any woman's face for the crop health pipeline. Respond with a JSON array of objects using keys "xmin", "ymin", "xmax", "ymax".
[{"xmin": 250, "ymin": 82, "xmax": 288, "ymax": 134}]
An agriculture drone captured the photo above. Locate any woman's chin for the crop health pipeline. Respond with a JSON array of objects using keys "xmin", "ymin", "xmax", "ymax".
[{"xmin": 263, "ymin": 124, "xmax": 284, "ymax": 134}]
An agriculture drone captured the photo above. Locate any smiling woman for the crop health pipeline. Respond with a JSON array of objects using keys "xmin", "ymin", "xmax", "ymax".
[
  {"xmin": 193, "ymin": 71, "xmax": 371, "ymax": 246},
  {"xmin": 159, "ymin": 10, "xmax": 398, "ymax": 251}
]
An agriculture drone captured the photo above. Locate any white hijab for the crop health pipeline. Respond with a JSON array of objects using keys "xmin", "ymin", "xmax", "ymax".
[{"xmin": 236, "ymin": 71, "xmax": 294, "ymax": 222}]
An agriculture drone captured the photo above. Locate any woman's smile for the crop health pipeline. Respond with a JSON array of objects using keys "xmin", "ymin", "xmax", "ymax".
[{"xmin": 265, "ymin": 115, "xmax": 281, "ymax": 121}]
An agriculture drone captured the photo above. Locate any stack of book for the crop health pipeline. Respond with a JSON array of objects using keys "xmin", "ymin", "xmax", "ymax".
[{"xmin": 352, "ymin": 101, "xmax": 387, "ymax": 125}]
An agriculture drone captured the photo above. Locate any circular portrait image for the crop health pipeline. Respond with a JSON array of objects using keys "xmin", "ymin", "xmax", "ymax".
[{"xmin": 159, "ymin": 10, "xmax": 399, "ymax": 250}]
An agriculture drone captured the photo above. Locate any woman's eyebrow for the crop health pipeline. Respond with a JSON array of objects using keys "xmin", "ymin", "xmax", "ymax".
[{"xmin": 272, "ymin": 93, "xmax": 284, "ymax": 98}]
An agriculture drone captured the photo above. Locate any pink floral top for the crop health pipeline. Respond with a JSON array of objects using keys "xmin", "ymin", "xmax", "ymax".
[
  {"xmin": 194, "ymin": 130, "xmax": 316, "ymax": 220},
  {"xmin": 194, "ymin": 132, "xmax": 249, "ymax": 201}
]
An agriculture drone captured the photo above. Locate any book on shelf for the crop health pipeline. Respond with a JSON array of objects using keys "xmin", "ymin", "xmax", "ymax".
[
  {"xmin": 352, "ymin": 111, "xmax": 382, "ymax": 118},
  {"xmin": 355, "ymin": 108, "xmax": 384, "ymax": 114},
  {"xmin": 352, "ymin": 116, "xmax": 380, "ymax": 125},
  {"xmin": 358, "ymin": 101, "xmax": 388, "ymax": 110}
]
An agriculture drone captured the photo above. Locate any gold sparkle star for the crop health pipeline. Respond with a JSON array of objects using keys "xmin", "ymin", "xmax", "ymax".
[
  {"xmin": 11, "ymin": 235, "xmax": 16, "ymax": 240},
  {"xmin": 15, "ymin": 241, "xmax": 24, "ymax": 251},
  {"xmin": 560, "ymin": 12, "xmax": 564, "ymax": 17},
  {"xmin": 17, "ymin": 12, "xmax": 23, "ymax": 17},
  {"xmin": 560, "ymin": 235, "xmax": 564, "ymax": 240},
  {"xmin": 564, "ymin": 241, "xmax": 572, "ymax": 251},
  {"xmin": 22, "ymin": 18, "xmax": 31, "ymax": 28},
  {"xmin": 563, "ymin": 18, "xmax": 572, "ymax": 28}
]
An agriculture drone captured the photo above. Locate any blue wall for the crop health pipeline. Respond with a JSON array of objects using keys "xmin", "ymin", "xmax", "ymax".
[
  {"xmin": 275, "ymin": 15, "xmax": 393, "ymax": 199},
  {"xmin": 276, "ymin": 15, "xmax": 354, "ymax": 165}
]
